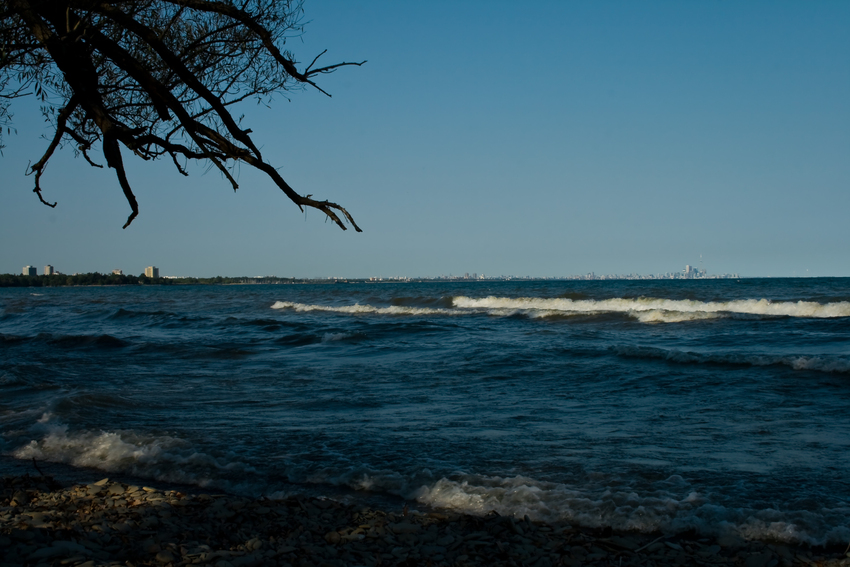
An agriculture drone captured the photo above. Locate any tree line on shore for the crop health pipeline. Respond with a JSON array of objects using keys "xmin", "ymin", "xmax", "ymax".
[{"xmin": 0, "ymin": 273, "xmax": 300, "ymax": 287}]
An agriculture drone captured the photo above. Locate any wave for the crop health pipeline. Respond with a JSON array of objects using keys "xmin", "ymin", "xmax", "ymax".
[
  {"xmin": 9, "ymin": 414, "xmax": 849, "ymax": 545},
  {"xmin": 452, "ymin": 296, "xmax": 850, "ymax": 319},
  {"xmin": 271, "ymin": 296, "xmax": 850, "ymax": 323},
  {"xmin": 322, "ymin": 332, "xmax": 365, "ymax": 343},
  {"xmin": 11, "ymin": 415, "xmax": 256, "ymax": 491},
  {"xmin": 50, "ymin": 333, "xmax": 130, "ymax": 348},
  {"xmin": 615, "ymin": 346, "xmax": 850, "ymax": 374},
  {"xmin": 0, "ymin": 332, "xmax": 129, "ymax": 348},
  {"xmin": 271, "ymin": 301, "xmax": 452, "ymax": 316},
  {"xmin": 108, "ymin": 308, "xmax": 209, "ymax": 328},
  {"xmin": 266, "ymin": 463, "xmax": 850, "ymax": 545},
  {"xmin": 412, "ymin": 475, "xmax": 850, "ymax": 546}
]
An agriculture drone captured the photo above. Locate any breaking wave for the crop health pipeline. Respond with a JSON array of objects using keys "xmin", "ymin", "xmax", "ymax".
[
  {"xmin": 412, "ymin": 476, "xmax": 850, "ymax": 546},
  {"xmin": 272, "ymin": 296, "xmax": 850, "ymax": 322},
  {"xmin": 11, "ymin": 414, "xmax": 256, "ymax": 491},
  {"xmin": 271, "ymin": 301, "xmax": 450, "ymax": 316},
  {"xmin": 8, "ymin": 414, "xmax": 850, "ymax": 545}
]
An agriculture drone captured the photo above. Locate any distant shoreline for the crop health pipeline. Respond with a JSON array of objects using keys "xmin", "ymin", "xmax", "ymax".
[
  {"xmin": 2, "ymin": 274, "xmax": 847, "ymax": 288},
  {"xmin": 1, "ymin": 273, "xmax": 846, "ymax": 288}
]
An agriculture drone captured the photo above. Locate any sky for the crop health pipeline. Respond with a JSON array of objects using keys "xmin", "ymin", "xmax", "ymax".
[{"xmin": 1, "ymin": 1, "xmax": 848, "ymax": 278}]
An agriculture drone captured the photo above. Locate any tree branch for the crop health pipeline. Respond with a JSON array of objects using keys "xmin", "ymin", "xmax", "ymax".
[{"xmin": 27, "ymin": 94, "xmax": 79, "ymax": 208}]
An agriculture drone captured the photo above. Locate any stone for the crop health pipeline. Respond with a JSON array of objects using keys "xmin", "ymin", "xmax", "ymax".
[
  {"xmin": 607, "ymin": 535, "xmax": 640, "ymax": 550},
  {"xmin": 389, "ymin": 522, "xmax": 419, "ymax": 534},
  {"xmin": 718, "ymin": 533, "xmax": 746, "ymax": 548},
  {"xmin": 746, "ymin": 551, "xmax": 775, "ymax": 567},
  {"xmin": 28, "ymin": 546, "xmax": 68, "ymax": 560},
  {"xmin": 10, "ymin": 528, "xmax": 36, "ymax": 542},
  {"xmin": 11, "ymin": 490, "xmax": 29, "ymax": 505},
  {"xmin": 93, "ymin": 478, "xmax": 110, "ymax": 486},
  {"xmin": 391, "ymin": 547, "xmax": 408, "ymax": 558},
  {"xmin": 419, "ymin": 545, "xmax": 447, "ymax": 556}
]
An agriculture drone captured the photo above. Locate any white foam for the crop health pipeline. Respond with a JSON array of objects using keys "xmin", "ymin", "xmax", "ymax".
[
  {"xmin": 271, "ymin": 301, "xmax": 450, "ymax": 316},
  {"xmin": 321, "ymin": 332, "xmax": 362, "ymax": 342},
  {"xmin": 271, "ymin": 297, "xmax": 850, "ymax": 323},
  {"xmin": 412, "ymin": 475, "xmax": 850, "ymax": 546},
  {"xmin": 452, "ymin": 296, "xmax": 850, "ymax": 320},
  {"xmin": 11, "ymin": 414, "xmax": 256, "ymax": 488},
  {"xmin": 635, "ymin": 310, "xmax": 721, "ymax": 323},
  {"xmin": 11, "ymin": 415, "xmax": 848, "ymax": 545},
  {"xmin": 788, "ymin": 356, "xmax": 850, "ymax": 374}
]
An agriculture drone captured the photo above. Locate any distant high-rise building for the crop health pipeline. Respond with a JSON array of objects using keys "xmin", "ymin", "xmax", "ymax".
[
  {"xmin": 112, "ymin": 269, "xmax": 123, "ymax": 275},
  {"xmin": 145, "ymin": 266, "xmax": 159, "ymax": 278},
  {"xmin": 23, "ymin": 266, "xmax": 37, "ymax": 276},
  {"xmin": 44, "ymin": 265, "xmax": 54, "ymax": 276}
]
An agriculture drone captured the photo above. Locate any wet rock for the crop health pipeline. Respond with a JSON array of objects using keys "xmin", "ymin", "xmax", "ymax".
[
  {"xmin": 389, "ymin": 522, "xmax": 419, "ymax": 534},
  {"xmin": 718, "ymin": 533, "xmax": 746, "ymax": 548},
  {"xmin": 607, "ymin": 535, "xmax": 640, "ymax": 550},
  {"xmin": 419, "ymin": 544, "xmax": 447, "ymax": 556},
  {"xmin": 746, "ymin": 550, "xmax": 776, "ymax": 567}
]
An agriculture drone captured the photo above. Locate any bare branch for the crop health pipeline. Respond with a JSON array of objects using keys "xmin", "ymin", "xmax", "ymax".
[
  {"xmin": 4, "ymin": 0, "xmax": 363, "ymax": 230},
  {"xmin": 27, "ymin": 95, "xmax": 79, "ymax": 208}
]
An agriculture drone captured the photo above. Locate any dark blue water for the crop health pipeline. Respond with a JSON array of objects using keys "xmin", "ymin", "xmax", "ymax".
[{"xmin": 1, "ymin": 279, "xmax": 849, "ymax": 544}]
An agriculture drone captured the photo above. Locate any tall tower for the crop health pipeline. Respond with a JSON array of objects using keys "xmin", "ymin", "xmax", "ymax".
[
  {"xmin": 44, "ymin": 265, "xmax": 54, "ymax": 276},
  {"xmin": 145, "ymin": 266, "xmax": 159, "ymax": 278}
]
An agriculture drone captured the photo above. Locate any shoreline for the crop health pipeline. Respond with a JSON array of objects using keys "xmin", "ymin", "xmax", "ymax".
[{"xmin": 2, "ymin": 474, "xmax": 847, "ymax": 567}]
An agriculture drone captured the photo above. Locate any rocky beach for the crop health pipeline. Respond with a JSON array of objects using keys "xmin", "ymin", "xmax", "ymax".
[{"xmin": 1, "ymin": 474, "xmax": 848, "ymax": 567}]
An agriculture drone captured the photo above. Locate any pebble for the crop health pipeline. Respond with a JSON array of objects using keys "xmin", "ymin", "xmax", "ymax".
[{"xmin": 1, "ymin": 474, "xmax": 847, "ymax": 566}]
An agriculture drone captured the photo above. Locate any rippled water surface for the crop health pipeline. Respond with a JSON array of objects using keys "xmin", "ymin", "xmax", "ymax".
[{"xmin": 1, "ymin": 279, "xmax": 849, "ymax": 544}]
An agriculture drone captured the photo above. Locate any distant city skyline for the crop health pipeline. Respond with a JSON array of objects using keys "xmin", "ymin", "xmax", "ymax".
[
  {"xmin": 2, "ymin": 1, "xmax": 848, "ymax": 278},
  {"xmin": 11, "ymin": 262, "xmax": 748, "ymax": 281}
]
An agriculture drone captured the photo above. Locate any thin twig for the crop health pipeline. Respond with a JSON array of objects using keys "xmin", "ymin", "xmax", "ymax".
[
  {"xmin": 634, "ymin": 535, "xmax": 667, "ymax": 553},
  {"xmin": 31, "ymin": 457, "xmax": 45, "ymax": 476}
]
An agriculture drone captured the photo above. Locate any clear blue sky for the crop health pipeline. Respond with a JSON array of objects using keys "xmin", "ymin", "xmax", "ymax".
[{"xmin": 2, "ymin": 1, "xmax": 848, "ymax": 278}]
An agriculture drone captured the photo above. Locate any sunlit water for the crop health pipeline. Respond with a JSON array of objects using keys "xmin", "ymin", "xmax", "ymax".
[{"xmin": 1, "ymin": 279, "xmax": 849, "ymax": 544}]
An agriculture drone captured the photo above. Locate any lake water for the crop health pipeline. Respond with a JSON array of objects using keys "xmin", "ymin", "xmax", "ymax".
[{"xmin": 1, "ymin": 278, "xmax": 848, "ymax": 545}]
